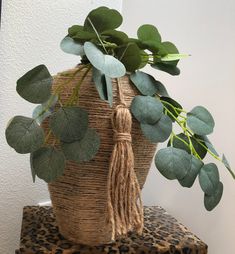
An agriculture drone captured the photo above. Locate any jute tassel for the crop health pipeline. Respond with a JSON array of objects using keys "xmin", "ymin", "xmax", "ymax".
[{"xmin": 107, "ymin": 77, "xmax": 144, "ymax": 240}]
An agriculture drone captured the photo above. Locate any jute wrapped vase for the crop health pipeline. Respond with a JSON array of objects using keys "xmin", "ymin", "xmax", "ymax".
[{"xmin": 46, "ymin": 67, "xmax": 157, "ymax": 245}]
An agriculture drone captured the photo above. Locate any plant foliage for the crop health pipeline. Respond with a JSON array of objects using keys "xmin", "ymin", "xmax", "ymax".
[{"xmin": 5, "ymin": 6, "xmax": 234, "ymax": 212}]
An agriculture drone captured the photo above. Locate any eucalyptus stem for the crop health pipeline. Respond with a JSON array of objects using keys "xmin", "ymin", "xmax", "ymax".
[
  {"xmin": 87, "ymin": 17, "xmax": 108, "ymax": 54},
  {"xmin": 35, "ymin": 65, "xmax": 87, "ymax": 121},
  {"xmin": 44, "ymin": 130, "xmax": 52, "ymax": 144},
  {"xmin": 160, "ymin": 99, "xmax": 187, "ymax": 113},
  {"xmin": 161, "ymin": 99, "xmax": 235, "ymax": 178},
  {"xmin": 66, "ymin": 65, "xmax": 92, "ymax": 106}
]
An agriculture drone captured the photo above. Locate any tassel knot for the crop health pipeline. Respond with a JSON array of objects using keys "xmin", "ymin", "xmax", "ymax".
[
  {"xmin": 114, "ymin": 132, "xmax": 132, "ymax": 143},
  {"xmin": 107, "ymin": 79, "xmax": 144, "ymax": 240}
]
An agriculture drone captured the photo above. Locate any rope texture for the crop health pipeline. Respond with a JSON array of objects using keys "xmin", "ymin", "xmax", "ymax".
[
  {"xmin": 44, "ymin": 67, "xmax": 157, "ymax": 245},
  {"xmin": 107, "ymin": 78, "xmax": 143, "ymax": 239}
]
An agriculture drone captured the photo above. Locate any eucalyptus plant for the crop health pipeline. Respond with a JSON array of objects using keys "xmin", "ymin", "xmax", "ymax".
[{"xmin": 5, "ymin": 6, "xmax": 234, "ymax": 211}]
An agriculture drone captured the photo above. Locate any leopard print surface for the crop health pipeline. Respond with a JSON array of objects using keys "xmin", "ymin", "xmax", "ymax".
[{"xmin": 15, "ymin": 206, "xmax": 207, "ymax": 254}]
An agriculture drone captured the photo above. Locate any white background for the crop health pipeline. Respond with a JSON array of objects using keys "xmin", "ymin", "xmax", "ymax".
[
  {"xmin": 1, "ymin": 1, "xmax": 235, "ymax": 253},
  {"xmin": 122, "ymin": 1, "xmax": 235, "ymax": 253}
]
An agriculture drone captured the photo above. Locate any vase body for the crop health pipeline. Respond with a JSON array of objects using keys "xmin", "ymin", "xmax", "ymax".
[{"xmin": 47, "ymin": 67, "xmax": 157, "ymax": 245}]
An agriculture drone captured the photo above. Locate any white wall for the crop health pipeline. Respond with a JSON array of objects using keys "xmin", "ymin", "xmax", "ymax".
[
  {"xmin": 122, "ymin": 1, "xmax": 235, "ymax": 253},
  {"xmin": 0, "ymin": 1, "xmax": 122, "ymax": 253}
]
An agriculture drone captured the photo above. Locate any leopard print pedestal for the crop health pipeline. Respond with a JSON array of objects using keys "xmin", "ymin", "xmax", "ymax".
[{"xmin": 15, "ymin": 206, "xmax": 207, "ymax": 254}]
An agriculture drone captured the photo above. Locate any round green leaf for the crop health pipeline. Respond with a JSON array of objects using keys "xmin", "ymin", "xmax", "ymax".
[
  {"xmin": 31, "ymin": 146, "xmax": 65, "ymax": 183},
  {"xmin": 141, "ymin": 114, "xmax": 172, "ymax": 143},
  {"xmin": 204, "ymin": 181, "xmax": 223, "ymax": 211},
  {"xmin": 137, "ymin": 24, "xmax": 161, "ymax": 42},
  {"xmin": 155, "ymin": 147, "xmax": 191, "ymax": 180},
  {"xmin": 60, "ymin": 37, "xmax": 84, "ymax": 56},
  {"xmin": 178, "ymin": 155, "xmax": 203, "ymax": 188},
  {"xmin": 115, "ymin": 43, "xmax": 142, "ymax": 72},
  {"xmin": 187, "ymin": 106, "xmax": 215, "ymax": 135},
  {"xmin": 84, "ymin": 7, "xmax": 123, "ymax": 33},
  {"xmin": 199, "ymin": 163, "xmax": 220, "ymax": 195},
  {"xmin": 50, "ymin": 107, "xmax": 88, "ymax": 142},
  {"xmin": 68, "ymin": 25, "xmax": 96, "ymax": 41},
  {"xmin": 17, "ymin": 65, "xmax": 52, "ymax": 104},
  {"xmin": 84, "ymin": 42, "xmax": 126, "ymax": 78},
  {"xmin": 130, "ymin": 95, "xmax": 163, "ymax": 124},
  {"xmin": 62, "ymin": 128, "xmax": 100, "ymax": 163},
  {"xmin": 130, "ymin": 71, "xmax": 159, "ymax": 96},
  {"xmin": 161, "ymin": 97, "xmax": 182, "ymax": 122},
  {"xmin": 5, "ymin": 116, "xmax": 44, "ymax": 154}
]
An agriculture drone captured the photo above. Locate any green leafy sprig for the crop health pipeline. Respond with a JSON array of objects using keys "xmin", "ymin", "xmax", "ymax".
[{"xmin": 5, "ymin": 6, "xmax": 234, "ymax": 212}]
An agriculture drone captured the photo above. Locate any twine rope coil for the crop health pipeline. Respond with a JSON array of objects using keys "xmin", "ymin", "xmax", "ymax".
[{"xmin": 107, "ymin": 78, "xmax": 144, "ymax": 240}]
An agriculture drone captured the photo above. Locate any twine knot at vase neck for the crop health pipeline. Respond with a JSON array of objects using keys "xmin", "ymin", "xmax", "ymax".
[{"xmin": 113, "ymin": 132, "xmax": 132, "ymax": 143}]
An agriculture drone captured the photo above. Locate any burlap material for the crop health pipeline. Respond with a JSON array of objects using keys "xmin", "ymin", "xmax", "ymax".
[{"xmin": 46, "ymin": 67, "xmax": 157, "ymax": 245}]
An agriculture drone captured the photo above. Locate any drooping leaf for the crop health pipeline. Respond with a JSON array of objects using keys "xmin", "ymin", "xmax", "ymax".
[
  {"xmin": 130, "ymin": 95, "xmax": 163, "ymax": 124},
  {"xmin": 115, "ymin": 43, "xmax": 142, "ymax": 72},
  {"xmin": 60, "ymin": 36, "xmax": 84, "ymax": 56},
  {"xmin": 161, "ymin": 97, "xmax": 182, "ymax": 122},
  {"xmin": 179, "ymin": 155, "xmax": 203, "ymax": 188},
  {"xmin": 62, "ymin": 128, "xmax": 100, "ymax": 163},
  {"xmin": 31, "ymin": 146, "xmax": 65, "ymax": 183},
  {"xmin": 130, "ymin": 71, "xmax": 159, "ymax": 96},
  {"xmin": 92, "ymin": 67, "xmax": 113, "ymax": 106},
  {"xmin": 50, "ymin": 107, "xmax": 88, "ymax": 142},
  {"xmin": 5, "ymin": 116, "xmax": 44, "ymax": 154},
  {"xmin": 84, "ymin": 7, "xmax": 123, "ymax": 33},
  {"xmin": 151, "ymin": 62, "xmax": 181, "ymax": 76},
  {"xmin": 17, "ymin": 65, "xmax": 52, "ymax": 104},
  {"xmin": 84, "ymin": 42, "xmax": 126, "ymax": 78},
  {"xmin": 187, "ymin": 106, "xmax": 215, "ymax": 135},
  {"xmin": 137, "ymin": 24, "xmax": 161, "ymax": 42},
  {"xmin": 204, "ymin": 181, "xmax": 223, "ymax": 211},
  {"xmin": 155, "ymin": 147, "xmax": 191, "ymax": 180},
  {"xmin": 92, "ymin": 67, "xmax": 107, "ymax": 100},
  {"xmin": 199, "ymin": 163, "xmax": 220, "ymax": 195},
  {"xmin": 168, "ymin": 133, "xmax": 207, "ymax": 159},
  {"xmin": 130, "ymin": 71, "xmax": 168, "ymax": 96},
  {"xmin": 141, "ymin": 114, "xmax": 172, "ymax": 143},
  {"xmin": 195, "ymin": 135, "xmax": 219, "ymax": 156},
  {"xmin": 105, "ymin": 75, "xmax": 113, "ymax": 107},
  {"xmin": 102, "ymin": 30, "xmax": 128, "ymax": 45}
]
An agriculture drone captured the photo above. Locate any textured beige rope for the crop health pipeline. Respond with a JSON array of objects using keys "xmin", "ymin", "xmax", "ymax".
[
  {"xmin": 46, "ymin": 68, "xmax": 156, "ymax": 245},
  {"xmin": 107, "ymin": 77, "xmax": 144, "ymax": 239}
]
